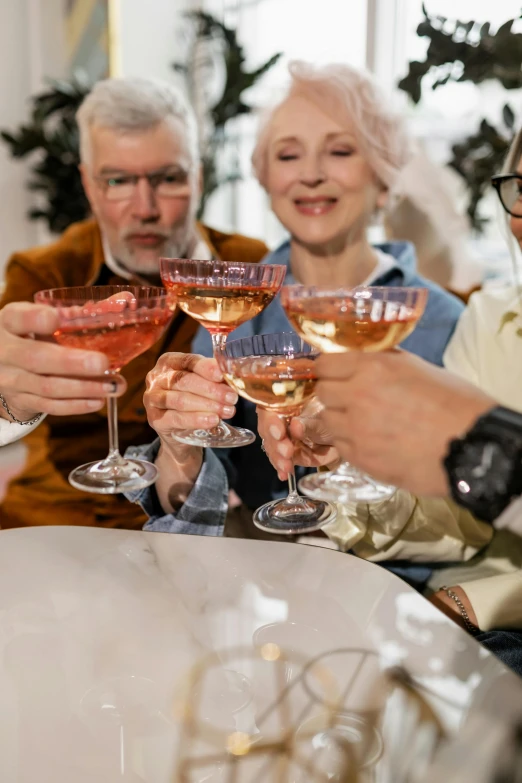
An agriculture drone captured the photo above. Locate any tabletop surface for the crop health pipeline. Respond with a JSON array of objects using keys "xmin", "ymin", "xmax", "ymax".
[{"xmin": 0, "ymin": 525, "xmax": 520, "ymax": 782}]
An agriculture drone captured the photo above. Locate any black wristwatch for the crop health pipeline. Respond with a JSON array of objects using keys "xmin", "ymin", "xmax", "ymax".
[{"xmin": 444, "ymin": 406, "xmax": 522, "ymax": 523}]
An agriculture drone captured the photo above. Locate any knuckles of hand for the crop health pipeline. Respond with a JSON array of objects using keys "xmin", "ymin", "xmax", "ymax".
[
  {"xmin": 38, "ymin": 375, "xmax": 56, "ymax": 399},
  {"xmin": 146, "ymin": 353, "xmax": 210, "ymax": 394}
]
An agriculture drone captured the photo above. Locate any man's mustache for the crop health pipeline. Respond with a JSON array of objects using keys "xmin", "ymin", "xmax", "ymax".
[{"xmin": 122, "ymin": 228, "xmax": 171, "ymax": 241}]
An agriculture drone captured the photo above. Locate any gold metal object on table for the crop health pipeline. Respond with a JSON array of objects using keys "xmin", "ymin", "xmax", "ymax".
[{"xmin": 172, "ymin": 647, "xmax": 449, "ymax": 783}]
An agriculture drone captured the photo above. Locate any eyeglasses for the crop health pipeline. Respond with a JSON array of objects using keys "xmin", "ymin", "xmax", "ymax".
[
  {"xmin": 94, "ymin": 167, "xmax": 191, "ymax": 202},
  {"xmin": 491, "ymin": 174, "xmax": 522, "ymax": 217}
]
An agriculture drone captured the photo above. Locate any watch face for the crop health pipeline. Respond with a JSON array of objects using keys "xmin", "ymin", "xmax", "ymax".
[{"xmin": 454, "ymin": 438, "xmax": 513, "ymax": 500}]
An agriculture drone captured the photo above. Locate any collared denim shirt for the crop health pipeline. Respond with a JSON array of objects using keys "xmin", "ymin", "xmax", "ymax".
[
  {"xmin": 124, "ymin": 440, "xmax": 227, "ymax": 536},
  {"xmin": 128, "ymin": 239, "xmax": 464, "ymax": 527}
]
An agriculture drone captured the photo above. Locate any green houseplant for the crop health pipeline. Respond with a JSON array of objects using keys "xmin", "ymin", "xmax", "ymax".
[
  {"xmin": 0, "ymin": 73, "xmax": 91, "ymax": 234},
  {"xmin": 398, "ymin": 3, "xmax": 522, "ymax": 232},
  {"xmin": 1, "ymin": 10, "xmax": 281, "ymax": 232}
]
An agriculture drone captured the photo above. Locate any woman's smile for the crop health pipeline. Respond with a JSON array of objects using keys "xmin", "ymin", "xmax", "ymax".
[{"xmin": 293, "ymin": 196, "xmax": 338, "ymax": 216}]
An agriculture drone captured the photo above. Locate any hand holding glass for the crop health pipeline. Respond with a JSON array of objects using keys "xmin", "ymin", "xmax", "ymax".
[
  {"xmin": 34, "ymin": 286, "xmax": 172, "ymax": 494},
  {"xmin": 281, "ymin": 286, "xmax": 428, "ymax": 503},
  {"xmin": 216, "ymin": 332, "xmax": 337, "ymax": 534},
  {"xmin": 160, "ymin": 258, "xmax": 286, "ymax": 448}
]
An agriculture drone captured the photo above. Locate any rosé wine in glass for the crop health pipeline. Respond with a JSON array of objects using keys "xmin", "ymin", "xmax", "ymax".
[
  {"xmin": 34, "ymin": 286, "xmax": 172, "ymax": 494},
  {"xmin": 217, "ymin": 332, "xmax": 337, "ymax": 535},
  {"xmin": 164, "ymin": 281, "xmax": 281, "ymax": 335},
  {"xmin": 281, "ymin": 285, "xmax": 428, "ymax": 504},
  {"xmin": 160, "ymin": 258, "xmax": 286, "ymax": 449}
]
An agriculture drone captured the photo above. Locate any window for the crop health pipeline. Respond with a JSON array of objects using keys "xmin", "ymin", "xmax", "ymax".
[{"xmin": 202, "ymin": 0, "xmax": 368, "ymax": 244}]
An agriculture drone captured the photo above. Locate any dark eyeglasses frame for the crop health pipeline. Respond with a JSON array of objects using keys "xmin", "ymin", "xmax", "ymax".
[
  {"xmin": 93, "ymin": 166, "xmax": 191, "ymax": 201},
  {"xmin": 491, "ymin": 174, "xmax": 522, "ymax": 217}
]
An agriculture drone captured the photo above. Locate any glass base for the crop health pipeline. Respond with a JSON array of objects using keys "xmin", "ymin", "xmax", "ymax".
[
  {"xmin": 253, "ymin": 495, "xmax": 337, "ymax": 536},
  {"xmin": 298, "ymin": 469, "xmax": 395, "ymax": 503},
  {"xmin": 295, "ymin": 711, "xmax": 383, "ymax": 773},
  {"xmin": 69, "ymin": 457, "xmax": 158, "ymax": 495},
  {"xmin": 171, "ymin": 420, "xmax": 255, "ymax": 448}
]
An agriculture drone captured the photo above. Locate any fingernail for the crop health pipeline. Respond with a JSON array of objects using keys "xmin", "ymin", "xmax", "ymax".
[
  {"xmin": 212, "ymin": 367, "xmax": 224, "ymax": 381},
  {"xmin": 202, "ymin": 414, "xmax": 220, "ymax": 426},
  {"xmin": 269, "ymin": 425, "xmax": 281, "ymax": 440},
  {"xmin": 222, "ymin": 405, "xmax": 235, "ymax": 417},
  {"xmin": 225, "ymin": 392, "xmax": 238, "ymax": 404},
  {"xmin": 277, "ymin": 443, "xmax": 290, "ymax": 457},
  {"xmin": 87, "ymin": 400, "xmax": 104, "ymax": 409},
  {"xmin": 103, "ymin": 382, "xmax": 118, "ymax": 393}
]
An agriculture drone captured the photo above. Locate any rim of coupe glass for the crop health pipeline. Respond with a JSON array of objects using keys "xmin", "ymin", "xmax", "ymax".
[
  {"xmin": 216, "ymin": 332, "xmax": 317, "ymax": 368},
  {"xmin": 281, "ymin": 284, "xmax": 429, "ymax": 297},
  {"xmin": 34, "ymin": 285, "xmax": 168, "ymax": 305},
  {"xmin": 159, "ymin": 257, "xmax": 285, "ymax": 273}
]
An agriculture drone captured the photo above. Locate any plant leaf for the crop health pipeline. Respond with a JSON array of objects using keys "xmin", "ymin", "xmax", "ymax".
[
  {"xmin": 499, "ymin": 311, "xmax": 519, "ymax": 332},
  {"xmin": 503, "ymin": 103, "xmax": 515, "ymax": 129}
]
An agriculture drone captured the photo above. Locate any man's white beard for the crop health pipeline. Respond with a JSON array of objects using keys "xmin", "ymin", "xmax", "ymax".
[{"xmin": 115, "ymin": 221, "xmax": 197, "ymax": 276}]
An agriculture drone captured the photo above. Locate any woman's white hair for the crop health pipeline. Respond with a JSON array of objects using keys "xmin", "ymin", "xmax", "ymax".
[
  {"xmin": 252, "ymin": 60, "xmax": 413, "ymax": 193},
  {"xmin": 76, "ymin": 77, "xmax": 200, "ymax": 171}
]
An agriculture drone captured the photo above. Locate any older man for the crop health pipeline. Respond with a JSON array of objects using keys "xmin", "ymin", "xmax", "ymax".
[{"xmin": 0, "ymin": 77, "xmax": 267, "ymax": 529}]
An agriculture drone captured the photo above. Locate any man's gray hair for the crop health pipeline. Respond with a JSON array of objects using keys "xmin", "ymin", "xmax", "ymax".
[{"xmin": 76, "ymin": 76, "xmax": 200, "ymax": 170}]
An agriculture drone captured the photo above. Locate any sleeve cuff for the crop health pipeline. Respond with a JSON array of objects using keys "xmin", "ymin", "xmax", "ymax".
[
  {"xmin": 0, "ymin": 413, "xmax": 46, "ymax": 447},
  {"xmin": 459, "ymin": 573, "xmax": 522, "ymax": 631},
  {"xmin": 124, "ymin": 439, "xmax": 227, "ymax": 536}
]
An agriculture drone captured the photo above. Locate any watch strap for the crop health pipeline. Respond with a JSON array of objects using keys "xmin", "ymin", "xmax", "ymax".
[{"xmin": 444, "ymin": 406, "xmax": 522, "ymax": 523}]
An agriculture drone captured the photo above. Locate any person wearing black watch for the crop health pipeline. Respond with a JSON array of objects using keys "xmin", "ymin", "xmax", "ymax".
[{"xmin": 444, "ymin": 406, "xmax": 522, "ymax": 525}]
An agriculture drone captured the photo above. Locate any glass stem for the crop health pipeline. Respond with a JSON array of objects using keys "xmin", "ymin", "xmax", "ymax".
[
  {"xmin": 281, "ymin": 415, "xmax": 301, "ymax": 502},
  {"xmin": 211, "ymin": 331, "xmax": 227, "ymax": 356},
  {"xmin": 105, "ymin": 395, "xmax": 125, "ymax": 465},
  {"xmin": 205, "ymin": 332, "xmax": 230, "ymax": 438}
]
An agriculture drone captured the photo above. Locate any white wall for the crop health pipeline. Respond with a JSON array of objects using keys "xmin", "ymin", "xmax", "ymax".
[
  {"xmin": 118, "ymin": 0, "xmax": 196, "ymax": 88},
  {"xmin": 0, "ymin": 0, "xmax": 66, "ymax": 278},
  {"xmin": 0, "ymin": 0, "xmax": 36, "ymax": 274}
]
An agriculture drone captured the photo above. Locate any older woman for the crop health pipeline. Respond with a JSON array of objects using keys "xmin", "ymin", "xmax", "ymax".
[{"xmin": 190, "ymin": 61, "xmax": 463, "ymax": 529}]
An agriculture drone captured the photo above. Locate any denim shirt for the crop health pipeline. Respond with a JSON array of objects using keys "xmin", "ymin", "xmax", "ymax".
[
  {"xmin": 123, "ymin": 440, "xmax": 228, "ymax": 535},
  {"xmin": 193, "ymin": 239, "xmax": 464, "ymax": 363},
  {"xmin": 189, "ymin": 239, "xmax": 464, "ymax": 510}
]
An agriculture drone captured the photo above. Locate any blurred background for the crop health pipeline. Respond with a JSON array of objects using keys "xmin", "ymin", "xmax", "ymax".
[{"xmin": 2, "ymin": 0, "xmax": 522, "ymax": 282}]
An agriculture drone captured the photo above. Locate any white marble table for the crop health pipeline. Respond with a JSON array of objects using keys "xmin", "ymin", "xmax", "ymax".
[{"xmin": 0, "ymin": 526, "xmax": 520, "ymax": 782}]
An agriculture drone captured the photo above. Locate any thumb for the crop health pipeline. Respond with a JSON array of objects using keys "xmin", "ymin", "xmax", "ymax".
[{"xmin": 290, "ymin": 413, "xmax": 333, "ymax": 447}]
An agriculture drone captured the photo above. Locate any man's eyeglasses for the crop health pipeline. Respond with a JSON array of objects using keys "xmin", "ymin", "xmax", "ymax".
[
  {"xmin": 94, "ymin": 167, "xmax": 191, "ymax": 202},
  {"xmin": 491, "ymin": 174, "xmax": 522, "ymax": 218}
]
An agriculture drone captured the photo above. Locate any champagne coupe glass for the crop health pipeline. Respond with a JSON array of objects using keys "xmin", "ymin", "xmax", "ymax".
[
  {"xmin": 34, "ymin": 285, "xmax": 173, "ymax": 494},
  {"xmin": 216, "ymin": 332, "xmax": 337, "ymax": 534},
  {"xmin": 160, "ymin": 258, "xmax": 286, "ymax": 448},
  {"xmin": 281, "ymin": 286, "xmax": 428, "ymax": 503}
]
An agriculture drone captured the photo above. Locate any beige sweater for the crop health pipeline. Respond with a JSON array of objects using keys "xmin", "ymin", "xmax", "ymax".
[{"xmin": 324, "ymin": 285, "xmax": 522, "ymax": 631}]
